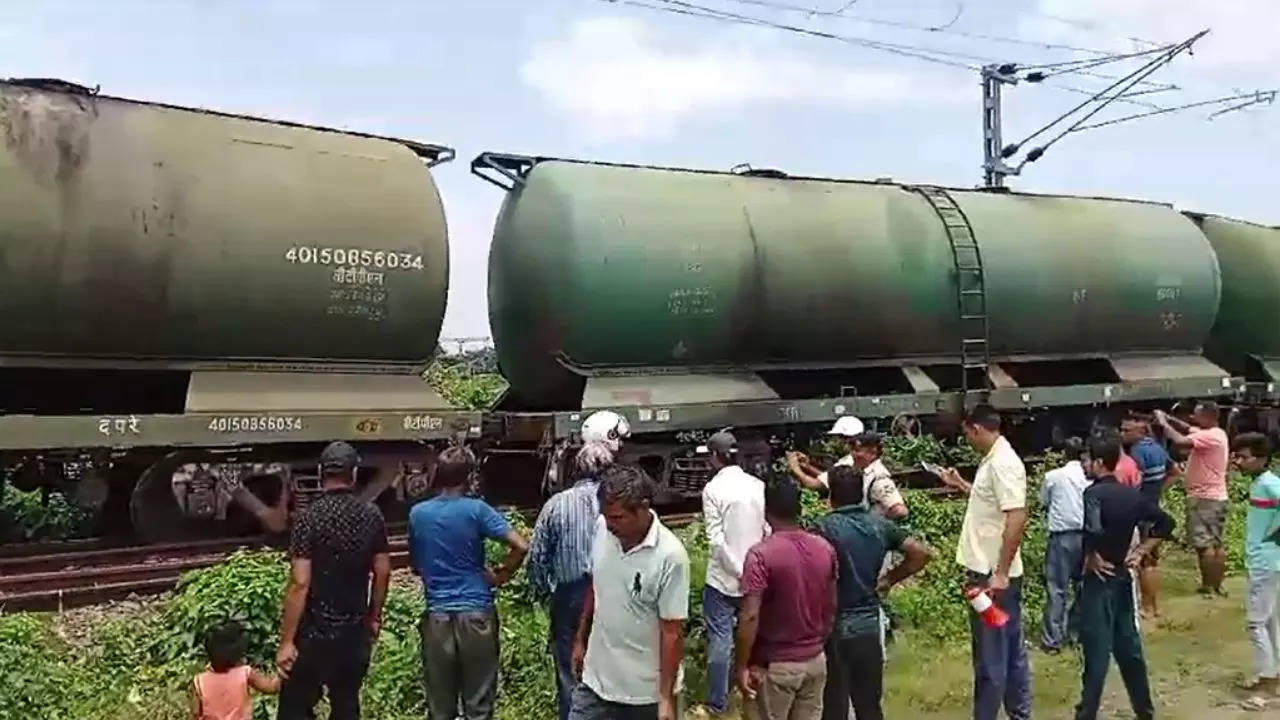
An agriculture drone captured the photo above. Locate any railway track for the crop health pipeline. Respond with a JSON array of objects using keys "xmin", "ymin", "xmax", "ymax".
[{"xmin": 0, "ymin": 512, "xmax": 702, "ymax": 613}]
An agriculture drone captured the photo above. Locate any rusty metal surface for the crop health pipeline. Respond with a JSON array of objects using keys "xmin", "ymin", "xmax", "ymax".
[{"xmin": 0, "ymin": 80, "xmax": 449, "ymax": 372}]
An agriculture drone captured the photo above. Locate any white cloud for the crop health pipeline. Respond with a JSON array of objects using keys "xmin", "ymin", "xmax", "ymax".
[
  {"xmin": 1020, "ymin": 0, "xmax": 1280, "ymax": 70},
  {"xmin": 520, "ymin": 17, "xmax": 967, "ymax": 142}
]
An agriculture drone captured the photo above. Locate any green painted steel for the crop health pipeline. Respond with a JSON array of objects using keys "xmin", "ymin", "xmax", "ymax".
[
  {"xmin": 0, "ymin": 82, "xmax": 449, "ymax": 372},
  {"xmin": 949, "ymin": 191, "xmax": 1220, "ymax": 357},
  {"xmin": 1198, "ymin": 215, "xmax": 1280, "ymax": 371},
  {"xmin": 488, "ymin": 158, "xmax": 1222, "ymax": 405}
]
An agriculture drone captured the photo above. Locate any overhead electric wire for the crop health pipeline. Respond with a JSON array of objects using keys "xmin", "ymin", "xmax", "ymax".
[
  {"xmin": 603, "ymin": 0, "xmax": 1269, "ymax": 129},
  {"xmin": 602, "ymin": 0, "xmax": 985, "ymax": 69},
  {"xmin": 1014, "ymin": 30, "xmax": 1210, "ymax": 164},
  {"xmin": 1007, "ymin": 31, "xmax": 1207, "ymax": 151},
  {"xmin": 1073, "ymin": 90, "xmax": 1278, "ymax": 132},
  {"xmin": 722, "ymin": 0, "xmax": 1117, "ymax": 55},
  {"xmin": 652, "ymin": 0, "xmax": 1180, "ymax": 91}
]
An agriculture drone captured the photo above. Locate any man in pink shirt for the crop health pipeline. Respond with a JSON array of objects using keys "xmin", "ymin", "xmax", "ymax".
[
  {"xmin": 1156, "ymin": 402, "xmax": 1230, "ymax": 596},
  {"xmin": 1115, "ymin": 452, "xmax": 1142, "ymax": 489}
]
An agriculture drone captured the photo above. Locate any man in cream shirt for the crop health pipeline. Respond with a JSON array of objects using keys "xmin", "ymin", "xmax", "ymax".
[{"xmin": 939, "ymin": 405, "xmax": 1031, "ymax": 720}]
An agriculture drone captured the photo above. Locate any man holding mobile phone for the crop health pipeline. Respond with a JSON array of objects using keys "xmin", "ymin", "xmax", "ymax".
[{"xmin": 936, "ymin": 405, "xmax": 1031, "ymax": 720}]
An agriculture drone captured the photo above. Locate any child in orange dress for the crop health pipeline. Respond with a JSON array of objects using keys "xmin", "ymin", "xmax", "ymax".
[{"xmin": 191, "ymin": 621, "xmax": 280, "ymax": 720}]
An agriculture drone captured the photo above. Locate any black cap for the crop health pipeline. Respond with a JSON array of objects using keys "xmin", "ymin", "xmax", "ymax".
[
  {"xmin": 698, "ymin": 430, "xmax": 737, "ymax": 455},
  {"xmin": 319, "ymin": 441, "xmax": 360, "ymax": 472}
]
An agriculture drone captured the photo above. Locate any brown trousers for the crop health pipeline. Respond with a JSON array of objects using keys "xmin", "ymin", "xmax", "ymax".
[{"xmin": 745, "ymin": 652, "xmax": 827, "ymax": 720}]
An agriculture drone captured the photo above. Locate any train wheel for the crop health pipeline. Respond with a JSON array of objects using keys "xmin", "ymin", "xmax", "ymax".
[
  {"xmin": 130, "ymin": 450, "xmax": 210, "ymax": 542},
  {"xmin": 890, "ymin": 413, "xmax": 922, "ymax": 438}
]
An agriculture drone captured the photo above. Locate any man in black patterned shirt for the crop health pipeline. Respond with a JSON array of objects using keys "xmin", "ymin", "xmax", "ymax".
[{"xmin": 276, "ymin": 441, "xmax": 391, "ymax": 720}]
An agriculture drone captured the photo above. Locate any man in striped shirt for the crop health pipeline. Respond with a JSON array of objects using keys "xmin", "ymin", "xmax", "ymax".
[{"xmin": 529, "ymin": 422, "xmax": 625, "ymax": 720}]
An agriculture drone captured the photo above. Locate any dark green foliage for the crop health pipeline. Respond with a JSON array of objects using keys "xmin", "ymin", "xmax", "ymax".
[{"xmin": 0, "ymin": 484, "xmax": 93, "ymax": 541}]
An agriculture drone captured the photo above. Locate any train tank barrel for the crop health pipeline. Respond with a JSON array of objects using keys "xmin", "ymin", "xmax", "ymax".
[
  {"xmin": 1195, "ymin": 214, "xmax": 1280, "ymax": 378},
  {"xmin": 0, "ymin": 79, "xmax": 451, "ymax": 372},
  {"xmin": 948, "ymin": 190, "xmax": 1220, "ymax": 358},
  {"xmin": 480, "ymin": 154, "xmax": 1223, "ymax": 408}
]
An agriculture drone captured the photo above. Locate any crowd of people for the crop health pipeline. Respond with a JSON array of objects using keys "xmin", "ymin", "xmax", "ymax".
[{"xmin": 185, "ymin": 401, "xmax": 1280, "ymax": 720}]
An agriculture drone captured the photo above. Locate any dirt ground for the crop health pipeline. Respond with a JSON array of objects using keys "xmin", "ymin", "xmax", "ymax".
[{"xmin": 697, "ymin": 549, "xmax": 1277, "ymax": 719}]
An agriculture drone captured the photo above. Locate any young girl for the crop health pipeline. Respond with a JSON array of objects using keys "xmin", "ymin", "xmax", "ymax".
[{"xmin": 191, "ymin": 621, "xmax": 280, "ymax": 720}]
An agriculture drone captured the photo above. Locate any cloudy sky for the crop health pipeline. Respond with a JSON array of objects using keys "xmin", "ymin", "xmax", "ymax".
[{"xmin": 3, "ymin": 0, "xmax": 1275, "ymax": 338}]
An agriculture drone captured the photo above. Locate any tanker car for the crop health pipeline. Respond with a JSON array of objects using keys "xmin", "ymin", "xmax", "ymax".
[
  {"xmin": 473, "ymin": 152, "xmax": 1278, "ymax": 495},
  {"xmin": 0, "ymin": 79, "xmax": 474, "ymax": 541},
  {"xmin": 4, "ymin": 77, "xmax": 1277, "ymax": 543}
]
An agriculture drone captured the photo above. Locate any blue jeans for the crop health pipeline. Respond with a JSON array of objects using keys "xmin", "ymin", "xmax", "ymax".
[
  {"xmin": 1042, "ymin": 531, "xmax": 1083, "ymax": 650},
  {"xmin": 551, "ymin": 577, "xmax": 591, "ymax": 720},
  {"xmin": 703, "ymin": 585, "xmax": 741, "ymax": 713},
  {"xmin": 967, "ymin": 573, "xmax": 1032, "ymax": 720}
]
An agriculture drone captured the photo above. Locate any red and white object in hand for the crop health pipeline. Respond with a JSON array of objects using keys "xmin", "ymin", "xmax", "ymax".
[{"xmin": 965, "ymin": 586, "xmax": 1009, "ymax": 629}]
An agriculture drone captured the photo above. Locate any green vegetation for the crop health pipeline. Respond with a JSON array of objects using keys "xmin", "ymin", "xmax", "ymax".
[
  {"xmin": 0, "ymin": 484, "xmax": 93, "ymax": 542},
  {"xmin": 0, "ymin": 457, "xmax": 1255, "ymax": 719},
  {"xmin": 424, "ymin": 348, "xmax": 507, "ymax": 410}
]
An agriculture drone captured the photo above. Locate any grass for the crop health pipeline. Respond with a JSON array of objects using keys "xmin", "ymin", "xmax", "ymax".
[{"xmin": 701, "ymin": 548, "xmax": 1267, "ymax": 719}]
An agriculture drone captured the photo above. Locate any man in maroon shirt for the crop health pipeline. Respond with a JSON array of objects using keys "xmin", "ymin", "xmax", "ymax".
[{"xmin": 734, "ymin": 478, "xmax": 838, "ymax": 720}]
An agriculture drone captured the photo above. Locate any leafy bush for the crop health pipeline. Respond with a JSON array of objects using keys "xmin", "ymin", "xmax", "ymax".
[
  {"xmin": 0, "ymin": 484, "xmax": 93, "ymax": 541},
  {"xmin": 156, "ymin": 549, "xmax": 288, "ymax": 669},
  {"xmin": 424, "ymin": 360, "xmax": 507, "ymax": 410}
]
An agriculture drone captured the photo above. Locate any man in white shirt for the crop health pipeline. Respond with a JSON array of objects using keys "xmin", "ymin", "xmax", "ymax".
[
  {"xmin": 1038, "ymin": 437, "xmax": 1090, "ymax": 653},
  {"xmin": 698, "ymin": 430, "xmax": 766, "ymax": 716},
  {"xmin": 939, "ymin": 405, "xmax": 1031, "ymax": 720},
  {"xmin": 787, "ymin": 418, "xmax": 908, "ymax": 520},
  {"xmin": 571, "ymin": 464, "xmax": 689, "ymax": 720}
]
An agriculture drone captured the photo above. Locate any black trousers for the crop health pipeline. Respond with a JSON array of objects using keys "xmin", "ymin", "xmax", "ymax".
[
  {"xmin": 821, "ymin": 633, "xmax": 884, "ymax": 720},
  {"xmin": 1075, "ymin": 573, "xmax": 1154, "ymax": 720},
  {"xmin": 277, "ymin": 627, "xmax": 373, "ymax": 720}
]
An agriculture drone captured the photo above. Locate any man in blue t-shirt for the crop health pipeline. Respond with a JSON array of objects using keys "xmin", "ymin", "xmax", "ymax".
[
  {"xmin": 409, "ymin": 446, "xmax": 528, "ymax": 720},
  {"xmin": 1232, "ymin": 433, "xmax": 1280, "ymax": 697},
  {"xmin": 1122, "ymin": 415, "xmax": 1172, "ymax": 618}
]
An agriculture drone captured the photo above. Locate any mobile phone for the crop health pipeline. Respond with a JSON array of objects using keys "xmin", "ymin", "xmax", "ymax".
[{"xmin": 920, "ymin": 461, "xmax": 946, "ymax": 478}]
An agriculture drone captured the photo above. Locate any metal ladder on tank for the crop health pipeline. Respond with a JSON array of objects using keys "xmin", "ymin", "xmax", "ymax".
[{"xmin": 913, "ymin": 186, "xmax": 992, "ymax": 401}]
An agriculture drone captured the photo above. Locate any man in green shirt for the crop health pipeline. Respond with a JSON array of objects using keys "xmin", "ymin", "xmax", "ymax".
[{"xmin": 817, "ymin": 465, "xmax": 931, "ymax": 720}]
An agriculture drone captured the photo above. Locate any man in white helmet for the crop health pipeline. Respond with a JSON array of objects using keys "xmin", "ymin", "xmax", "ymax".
[
  {"xmin": 527, "ymin": 410, "xmax": 630, "ymax": 720},
  {"xmin": 787, "ymin": 417, "xmax": 908, "ymax": 521},
  {"xmin": 580, "ymin": 410, "xmax": 631, "ymax": 453}
]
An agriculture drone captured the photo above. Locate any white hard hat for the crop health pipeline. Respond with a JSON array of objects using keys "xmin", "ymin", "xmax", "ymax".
[
  {"xmin": 580, "ymin": 410, "xmax": 631, "ymax": 451},
  {"xmin": 827, "ymin": 416, "xmax": 865, "ymax": 437}
]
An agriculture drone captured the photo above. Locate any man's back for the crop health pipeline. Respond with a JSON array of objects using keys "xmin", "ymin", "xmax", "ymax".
[
  {"xmin": 1115, "ymin": 454, "xmax": 1141, "ymax": 488},
  {"xmin": 409, "ymin": 495, "xmax": 510, "ymax": 612},
  {"xmin": 1041, "ymin": 460, "xmax": 1088, "ymax": 532},
  {"xmin": 527, "ymin": 479, "xmax": 599, "ymax": 598},
  {"xmin": 817, "ymin": 505, "xmax": 906, "ymax": 638},
  {"xmin": 741, "ymin": 530, "xmax": 836, "ymax": 664},
  {"xmin": 1132, "ymin": 437, "xmax": 1170, "ymax": 488},
  {"xmin": 290, "ymin": 489, "xmax": 388, "ymax": 638},
  {"xmin": 702, "ymin": 465, "xmax": 766, "ymax": 595}
]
